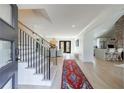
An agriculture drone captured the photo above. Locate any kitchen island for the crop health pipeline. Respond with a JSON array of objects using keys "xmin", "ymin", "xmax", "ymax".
[{"xmin": 94, "ymin": 48, "xmax": 107, "ymax": 60}]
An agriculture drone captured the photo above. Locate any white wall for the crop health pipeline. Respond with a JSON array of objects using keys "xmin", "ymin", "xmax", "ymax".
[
  {"xmin": 0, "ymin": 5, "xmax": 12, "ymax": 25},
  {"xmin": 75, "ymin": 31, "xmax": 95, "ymax": 62},
  {"xmin": 75, "ymin": 6, "xmax": 124, "ymax": 63}
]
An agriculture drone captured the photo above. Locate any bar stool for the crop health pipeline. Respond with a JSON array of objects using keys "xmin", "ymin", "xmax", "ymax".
[
  {"xmin": 105, "ymin": 49, "xmax": 110, "ymax": 60},
  {"xmin": 105, "ymin": 48, "xmax": 116, "ymax": 61},
  {"xmin": 116, "ymin": 48, "xmax": 123, "ymax": 61}
]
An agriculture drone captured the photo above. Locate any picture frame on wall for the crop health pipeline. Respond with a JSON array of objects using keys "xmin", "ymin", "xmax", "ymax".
[{"xmin": 76, "ymin": 39, "xmax": 79, "ymax": 47}]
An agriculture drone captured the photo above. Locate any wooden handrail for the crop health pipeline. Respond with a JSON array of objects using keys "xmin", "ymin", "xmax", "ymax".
[{"xmin": 18, "ymin": 20, "xmax": 50, "ymax": 45}]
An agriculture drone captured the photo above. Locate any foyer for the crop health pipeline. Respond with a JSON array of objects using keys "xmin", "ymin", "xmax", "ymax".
[{"xmin": 0, "ymin": 4, "xmax": 124, "ymax": 89}]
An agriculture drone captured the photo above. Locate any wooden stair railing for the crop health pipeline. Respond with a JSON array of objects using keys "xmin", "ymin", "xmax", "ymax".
[{"xmin": 18, "ymin": 21, "xmax": 57, "ymax": 80}]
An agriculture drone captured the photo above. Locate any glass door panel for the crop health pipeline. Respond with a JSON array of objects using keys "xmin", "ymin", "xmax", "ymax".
[
  {"xmin": 60, "ymin": 41, "xmax": 64, "ymax": 53},
  {"xmin": 0, "ymin": 40, "xmax": 12, "ymax": 68},
  {"xmin": 66, "ymin": 42, "xmax": 70, "ymax": 52},
  {"xmin": 59, "ymin": 41, "xmax": 71, "ymax": 53}
]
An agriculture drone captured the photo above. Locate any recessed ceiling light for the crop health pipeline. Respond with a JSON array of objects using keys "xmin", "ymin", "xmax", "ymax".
[{"xmin": 72, "ymin": 25, "xmax": 76, "ymax": 28}]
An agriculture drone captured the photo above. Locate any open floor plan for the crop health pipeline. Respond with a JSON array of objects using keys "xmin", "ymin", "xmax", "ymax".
[{"xmin": 0, "ymin": 4, "xmax": 124, "ymax": 89}]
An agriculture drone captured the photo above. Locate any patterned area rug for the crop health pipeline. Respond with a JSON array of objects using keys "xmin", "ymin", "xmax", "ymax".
[{"xmin": 61, "ymin": 59, "xmax": 93, "ymax": 89}]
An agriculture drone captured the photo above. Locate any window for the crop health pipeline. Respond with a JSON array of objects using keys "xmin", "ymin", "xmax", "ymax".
[{"xmin": 0, "ymin": 40, "xmax": 12, "ymax": 68}]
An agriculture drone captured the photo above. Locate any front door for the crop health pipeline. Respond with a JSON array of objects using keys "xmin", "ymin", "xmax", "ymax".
[
  {"xmin": 59, "ymin": 41, "xmax": 71, "ymax": 53},
  {"xmin": 0, "ymin": 5, "xmax": 18, "ymax": 89}
]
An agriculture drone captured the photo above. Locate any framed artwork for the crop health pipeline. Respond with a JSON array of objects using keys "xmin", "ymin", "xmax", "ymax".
[{"xmin": 76, "ymin": 39, "xmax": 79, "ymax": 47}]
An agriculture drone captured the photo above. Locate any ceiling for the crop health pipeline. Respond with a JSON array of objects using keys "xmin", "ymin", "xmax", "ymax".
[{"xmin": 18, "ymin": 4, "xmax": 113, "ymax": 38}]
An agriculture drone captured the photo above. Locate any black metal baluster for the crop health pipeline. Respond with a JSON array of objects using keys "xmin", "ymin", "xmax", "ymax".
[
  {"xmin": 24, "ymin": 32, "xmax": 26, "ymax": 61},
  {"xmin": 36, "ymin": 41, "xmax": 38, "ymax": 73},
  {"xmin": 32, "ymin": 38, "xmax": 34, "ymax": 68},
  {"xmin": 39, "ymin": 44, "xmax": 41, "ymax": 73},
  {"xmin": 22, "ymin": 31, "xmax": 24, "ymax": 61},
  {"xmin": 41, "ymin": 44, "xmax": 43, "ymax": 73},
  {"xmin": 49, "ymin": 48, "xmax": 51, "ymax": 80},
  {"xmin": 46, "ymin": 48, "xmax": 48, "ymax": 79},
  {"xmin": 25, "ymin": 33, "xmax": 27, "ymax": 61},
  {"xmin": 26, "ymin": 34, "xmax": 28, "ymax": 63},
  {"xmin": 28, "ymin": 36, "xmax": 31, "ymax": 67},
  {"xmin": 41, "ymin": 40, "xmax": 43, "ymax": 73},
  {"xmin": 27, "ymin": 35, "xmax": 29, "ymax": 67},
  {"xmin": 47, "ymin": 48, "xmax": 49, "ymax": 79},
  {"xmin": 44, "ymin": 47, "xmax": 46, "ymax": 79},
  {"xmin": 28, "ymin": 36, "xmax": 30, "ymax": 62},
  {"xmin": 32, "ymin": 39, "xmax": 35, "ymax": 67},
  {"xmin": 19, "ymin": 29, "xmax": 22, "ymax": 60},
  {"xmin": 30, "ymin": 37, "xmax": 32, "ymax": 67}
]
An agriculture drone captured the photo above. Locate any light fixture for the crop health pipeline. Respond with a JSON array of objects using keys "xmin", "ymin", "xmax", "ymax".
[{"xmin": 72, "ymin": 24, "xmax": 76, "ymax": 28}]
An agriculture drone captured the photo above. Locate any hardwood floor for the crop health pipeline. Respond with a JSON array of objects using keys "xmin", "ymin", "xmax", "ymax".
[
  {"xmin": 18, "ymin": 56, "xmax": 124, "ymax": 89},
  {"xmin": 18, "ymin": 57, "xmax": 64, "ymax": 89},
  {"xmin": 76, "ymin": 58, "xmax": 124, "ymax": 89}
]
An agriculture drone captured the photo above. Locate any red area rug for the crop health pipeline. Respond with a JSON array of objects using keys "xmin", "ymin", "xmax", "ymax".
[{"xmin": 61, "ymin": 59, "xmax": 93, "ymax": 89}]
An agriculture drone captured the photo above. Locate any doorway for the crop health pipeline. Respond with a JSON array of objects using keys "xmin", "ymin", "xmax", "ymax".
[{"xmin": 59, "ymin": 41, "xmax": 71, "ymax": 53}]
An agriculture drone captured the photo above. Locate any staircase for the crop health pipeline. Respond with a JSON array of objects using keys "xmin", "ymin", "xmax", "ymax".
[{"xmin": 18, "ymin": 21, "xmax": 57, "ymax": 86}]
